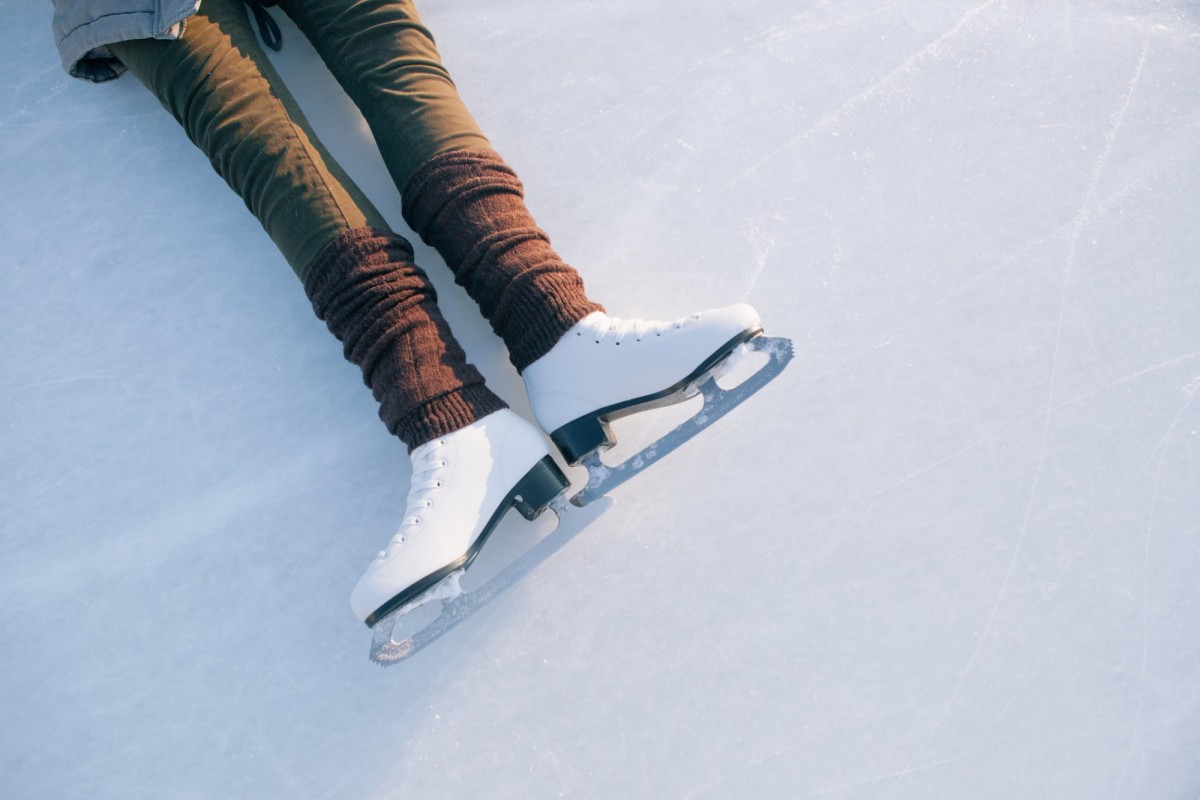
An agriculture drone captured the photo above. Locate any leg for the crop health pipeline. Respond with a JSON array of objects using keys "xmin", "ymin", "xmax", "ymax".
[
  {"xmin": 274, "ymin": 0, "xmax": 489, "ymax": 186},
  {"xmin": 113, "ymin": 0, "xmax": 383, "ymax": 278},
  {"xmin": 276, "ymin": 0, "xmax": 604, "ymax": 370},
  {"xmin": 109, "ymin": 0, "xmax": 505, "ymax": 449},
  {"xmin": 111, "ymin": 0, "xmax": 567, "ymax": 629},
  {"xmin": 273, "ymin": 0, "xmax": 772, "ymax": 501}
]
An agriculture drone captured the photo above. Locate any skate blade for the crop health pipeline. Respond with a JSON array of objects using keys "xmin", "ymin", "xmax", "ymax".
[
  {"xmin": 368, "ymin": 571, "xmax": 467, "ymax": 664},
  {"xmin": 368, "ymin": 495, "xmax": 613, "ymax": 666},
  {"xmin": 570, "ymin": 335, "xmax": 794, "ymax": 507}
]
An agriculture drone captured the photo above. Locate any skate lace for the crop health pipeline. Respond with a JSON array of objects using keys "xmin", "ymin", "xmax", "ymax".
[
  {"xmin": 384, "ymin": 438, "xmax": 448, "ymax": 551},
  {"xmin": 578, "ymin": 311, "xmax": 704, "ymax": 345}
]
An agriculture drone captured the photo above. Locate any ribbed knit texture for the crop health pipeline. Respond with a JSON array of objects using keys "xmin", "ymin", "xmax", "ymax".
[
  {"xmin": 401, "ymin": 149, "xmax": 604, "ymax": 372},
  {"xmin": 304, "ymin": 227, "xmax": 507, "ymax": 450}
]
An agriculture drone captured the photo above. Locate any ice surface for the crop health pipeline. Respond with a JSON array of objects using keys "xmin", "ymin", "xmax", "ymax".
[{"xmin": 4, "ymin": 1, "xmax": 1200, "ymax": 798}]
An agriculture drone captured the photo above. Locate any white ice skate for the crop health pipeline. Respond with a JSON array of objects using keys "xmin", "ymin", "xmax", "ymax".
[
  {"xmin": 522, "ymin": 303, "xmax": 794, "ymax": 505},
  {"xmin": 351, "ymin": 409, "xmax": 569, "ymax": 628}
]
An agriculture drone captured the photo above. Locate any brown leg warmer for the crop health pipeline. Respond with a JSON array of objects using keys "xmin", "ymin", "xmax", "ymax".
[
  {"xmin": 304, "ymin": 228, "xmax": 508, "ymax": 450},
  {"xmin": 401, "ymin": 150, "xmax": 604, "ymax": 372}
]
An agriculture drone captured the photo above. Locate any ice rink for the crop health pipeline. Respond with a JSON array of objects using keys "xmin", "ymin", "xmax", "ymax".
[{"xmin": 4, "ymin": 1, "xmax": 1200, "ymax": 797}]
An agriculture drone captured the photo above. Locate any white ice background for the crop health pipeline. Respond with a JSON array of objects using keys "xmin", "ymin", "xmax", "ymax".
[{"xmin": 4, "ymin": 1, "xmax": 1200, "ymax": 797}]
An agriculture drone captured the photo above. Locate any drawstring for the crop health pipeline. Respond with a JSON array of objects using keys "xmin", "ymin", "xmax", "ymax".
[{"xmin": 244, "ymin": 0, "xmax": 283, "ymax": 51}]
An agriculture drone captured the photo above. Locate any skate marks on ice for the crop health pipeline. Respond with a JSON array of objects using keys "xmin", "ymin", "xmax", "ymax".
[
  {"xmin": 735, "ymin": 0, "xmax": 1001, "ymax": 183},
  {"xmin": 369, "ymin": 496, "xmax": 613, "ymax": 666},
  {"xmin": 571, "ymin": 335, "xmax": 795, "ymax": 507}
]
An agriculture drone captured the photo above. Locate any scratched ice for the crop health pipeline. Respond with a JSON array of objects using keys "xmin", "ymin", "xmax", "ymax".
[{"xmin": 4, "ymin": 2, "xmax": 1200, "ymax": 798}]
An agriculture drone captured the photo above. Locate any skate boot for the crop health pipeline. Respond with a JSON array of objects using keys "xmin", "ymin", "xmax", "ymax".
[
  {"xmin": 522, "ymin": 303, "xmax": 793, "ymax": 505},
  {"xmin": 351, "ymin": 409, "xmax": 569, "ymax": 627}
]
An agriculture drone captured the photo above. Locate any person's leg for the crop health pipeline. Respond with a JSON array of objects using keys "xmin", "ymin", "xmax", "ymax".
[
  {"xmin": 113, "ymin": 0, "xmax": 382, "ymax": 278},
  {"xmin": 111, "ymin": 0, "xmax": 569, "ymax": 629},
  {"xmin": 274, "ymin": 0, "xmax": 769, "ymax": 493},
  {"xmin": 273, "ymin": 0, "xmax": 489, "ymax": 185},
  {"xmin": 109, "ymin": 0, "xmax": 506, "ymax": 450},
  {"xmin": 276, "ymin": 0, "xmax": 604, "ymax": 371}
]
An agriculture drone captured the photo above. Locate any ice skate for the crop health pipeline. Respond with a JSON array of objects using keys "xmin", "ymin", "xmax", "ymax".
[
  {"xmin": 351, "ymin": 409, "xmax": 569, "ymax": 628},
  {"xmin": 522, "ymin": 304, "xmax": 793, "ymax": 505}
]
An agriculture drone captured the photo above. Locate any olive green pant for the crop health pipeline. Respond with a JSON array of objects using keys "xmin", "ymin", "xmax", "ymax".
[{"xmin": 110, "ymin": 0, "xmax": 492, "ymax": 280}]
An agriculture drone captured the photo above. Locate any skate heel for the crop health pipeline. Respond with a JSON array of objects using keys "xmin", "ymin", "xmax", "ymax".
[
  {"xmin": 551, "ymin": 415, "xmax": 617, "ymax": 466},
  {"xmin": 510, "ymin": 456, "xmax": 570, "ymax": 520}
]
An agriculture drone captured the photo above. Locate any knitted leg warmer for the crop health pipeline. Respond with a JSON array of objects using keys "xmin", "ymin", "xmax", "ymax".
[
  {"xmin": 401, "ymin": 150, "xmax": 604, "ymax": 372},
  {"xmin": 304, "ymin": 227, "xmax": 507, "ymax": 450}
]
